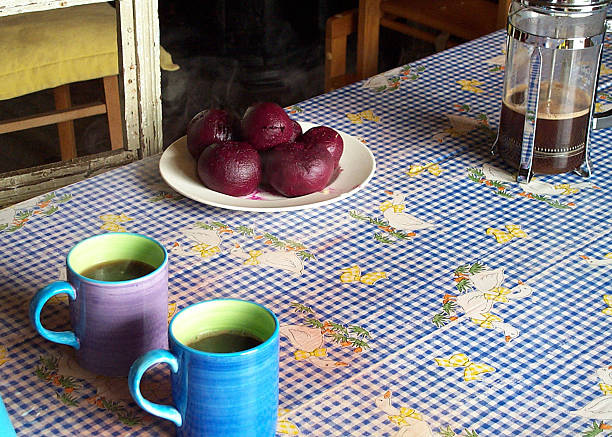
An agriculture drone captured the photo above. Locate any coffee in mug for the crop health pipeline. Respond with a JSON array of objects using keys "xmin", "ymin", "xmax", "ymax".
[{"xmin": 186, "ymin": 330, "xmax": 264, "ymax": 353}]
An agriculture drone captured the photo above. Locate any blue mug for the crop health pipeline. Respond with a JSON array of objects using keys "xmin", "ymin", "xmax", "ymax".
[{"xmin": 128, "ymin": 299, "xmax": 279, "ymax": 437}]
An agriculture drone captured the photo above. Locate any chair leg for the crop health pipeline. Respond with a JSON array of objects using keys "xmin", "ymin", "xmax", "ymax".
[
  {"xmin": 356, "ymin": 0, "xmax": 381, "ymax": 80},
  {"xmin": 103, "ymin": 75, "xmax": 124, "ymax": 151},
  {"xmin": 325, "ymin": 10, "xmax": 358, "ymax": 92},
  {"xmin": 53, "ymin": 84, "xmax": 77, "ymax": 160}
]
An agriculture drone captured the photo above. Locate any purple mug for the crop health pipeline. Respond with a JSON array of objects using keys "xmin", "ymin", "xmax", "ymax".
[{"xmin": 29, "ymin": 232, "xmax": 169, "ymax": 377}]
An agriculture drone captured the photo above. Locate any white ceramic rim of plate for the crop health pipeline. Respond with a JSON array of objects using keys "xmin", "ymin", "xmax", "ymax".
[{"xmin": 159, "ymin": 121, "xmax": 376, "ymax": 212}]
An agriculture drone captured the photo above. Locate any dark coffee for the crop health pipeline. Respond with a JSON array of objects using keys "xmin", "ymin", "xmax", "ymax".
[
  {"xmin": 80, "ymin": 259, "xmax": 156, "ymax": 281},
  {"xmin": 497, "ymin": 82, "xmax": 591, "ymax": 174},
  {"xmin": 187, "ymin": 330, "xmax": 264, "ymax": 353}
]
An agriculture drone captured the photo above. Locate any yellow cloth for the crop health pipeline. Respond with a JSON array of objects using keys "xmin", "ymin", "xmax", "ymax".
[
  {"xmin": 0, "ymin": 3, "xmax": 178, "ymax": 101},
  {"xmin": 0, "ymin": 4, "xmax": 117, "ymax": 100}
]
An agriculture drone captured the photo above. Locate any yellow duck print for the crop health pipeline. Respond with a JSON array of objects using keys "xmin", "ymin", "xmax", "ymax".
[
  {"xmin": 375, "ymin": 390, "xmax": 436, "ymax": 436},
  {"xmin": 99, "ymin": 213, "xmax": 133, "ymax": 232},
  {"xmin": 603, "ymin": 295, "xmax": 612, "ymax": 316},
  {"xmin": 434, "ymin": 353, "xmax": 496, "ymax": 381},
  {"xmin": 486, "ymin": 224, "xmax": 528, "ymax": 244},
  {"xmin": 0, "ymin": 345, "xmax": 8, "ymax": 366},
  {"xmin": 277, "ymin": 409, "xmax": 300, "ymax": 435},
  {"xmin": 340, "ymin": 265, "xmax": 388, "ymax": 285},
  {"xmin": 457, "ymin": 79, "xmax": 484, "ymax": 93},
  {"xmin": 191, "ymin": 243, "xmax": 221, "ymax": 258},
  {"xmin": 168, "ymin": 303, "xmax": 177, "ymax": 323},
  {"xmin": 407, "ymin": 162, "xmax": 443, "ymax": 177},
  {"xmin": 346, "ymin": 109, "xmax": 381, "ymax": 124}
]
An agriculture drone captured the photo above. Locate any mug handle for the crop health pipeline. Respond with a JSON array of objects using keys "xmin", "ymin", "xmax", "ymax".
[
  {"xmin": 29, "ymin": 281, "xmax": 79, "ymax": 349},
  {"xmin": 128, "ymin": 349, "xmax": 182, "ymax": 427}
]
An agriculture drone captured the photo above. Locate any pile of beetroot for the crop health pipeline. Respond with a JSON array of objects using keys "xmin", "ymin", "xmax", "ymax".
[{"xmin": 186, "ymin": 102, "xmax": 343, "ymax": 198}]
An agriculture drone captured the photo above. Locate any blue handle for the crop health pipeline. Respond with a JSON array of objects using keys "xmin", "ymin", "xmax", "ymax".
[
  {"xmin": 0, "ymin": 394, "xmax": 16, "ymax": 437},
  {"xmin": 128, "ymin": 349, "xmax": 182, "ymax": 427},
  {"xmin": 29, "ymin": 281, "xmax": 79, "ymax": 349}
]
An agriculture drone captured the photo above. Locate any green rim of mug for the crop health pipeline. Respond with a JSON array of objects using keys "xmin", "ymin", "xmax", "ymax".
[
  {"xmin": 67, "ymin": 232, "xmax": 167, "ymax": 284},
  {"xmin": 170, "ymin": 299, "xmax": 279, "ymax": 357}
]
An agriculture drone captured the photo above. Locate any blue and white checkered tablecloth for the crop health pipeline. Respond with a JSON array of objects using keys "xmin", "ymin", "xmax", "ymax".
[{"xmin": 0, "ymin": 30, "xmax": 611, "ymax": 436}]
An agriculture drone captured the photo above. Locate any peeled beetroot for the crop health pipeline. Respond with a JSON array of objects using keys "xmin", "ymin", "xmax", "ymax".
[
  {"xmin": 264, "ymin": 141, "xmax": 334, "ymax": 197},
  {"xmin": 299, "ymin": 126, "xmax": 344, "ymax": 169},
  {"xmin": 187, "ymin": 109, "xmax": 238, "ymax": 159},
  {"xmin": 197, "ymin": 141, "xmax": 261, "ymax": 197},
  {"xmin": 289, "ymin": 119, "xmax": 302, "ymax": 142},
  {"xmin": 241, "ymin": 102, "xmax": 293, "ymax": 151}
]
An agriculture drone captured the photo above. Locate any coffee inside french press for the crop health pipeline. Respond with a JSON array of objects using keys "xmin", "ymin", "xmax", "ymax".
[
  {"xmin": 494, "ymin": 0, "xmax": 611, "ymax": 179},
  {"xmin": 498, "ymin": 82, "xmax": 591, "ymax": 174}
]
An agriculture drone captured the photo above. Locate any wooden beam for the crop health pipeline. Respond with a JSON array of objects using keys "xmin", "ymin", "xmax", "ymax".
[
  {"xmin": 133, "ymin": 0, "xmax": 163, "ymax": 157},
  {"xmin": 0, "ymin": 0, "xmax": 107, "ymax": 16},
  {"xmin": 380, "ymin": 0, "xmax": 498, "ymax": 41},
  {"xmin": 497, "ymin": 0, "xmax": 511, "ymax": 29},
  {"xmin": 380, "ymin": 16, "xmax": 438, "ymax": 44},
  {"xmin": 0, "ymin": 149, "xmax": 137, "ymax": 207},
  {"xmin": 117, "ymin": 0, "xmax": 141, "ymax": 152},
  {"xmin": 0, "ymin": 103, "xmax": 107, "ymax": 134},
  {"xmin": 328, "ymin": 74, "xmax": 359, "ymax": 91},
  {"xmin": 117, "ymin": 0, "xmax": 163, "ymax": 156}
]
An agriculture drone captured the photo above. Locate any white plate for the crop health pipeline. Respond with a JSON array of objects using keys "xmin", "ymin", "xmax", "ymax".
[{"xmin": 159, "ymin": 121, "xmax": 376, "ymax": 212}]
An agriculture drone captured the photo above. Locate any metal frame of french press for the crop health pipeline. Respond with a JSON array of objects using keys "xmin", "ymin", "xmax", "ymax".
[{"xmin": 493, "ymin": 7, "xmax": 611, "ymax": 183}]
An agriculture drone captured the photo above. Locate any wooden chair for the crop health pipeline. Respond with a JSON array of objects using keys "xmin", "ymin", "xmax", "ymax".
[
  {"xmin": 325, "ymin": 0, "xmax": 512, "ymax": 91},
  {"xmin": 0, "ymin": 3, "xmax": 124, "ymax": 162}
]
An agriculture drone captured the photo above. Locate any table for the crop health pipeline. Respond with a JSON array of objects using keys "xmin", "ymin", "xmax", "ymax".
[{"xmin": 1, "ymin": 30, "xmax": 611, "ymax": 436}]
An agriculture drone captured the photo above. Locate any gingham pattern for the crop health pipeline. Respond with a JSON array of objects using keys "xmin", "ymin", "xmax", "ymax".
[
  {"xmin": 280, "ymin": 250, "xmax": 612, "ymax": 436},
  {"xmin": 0, "ymin": 30, "xmax": 610, "ymax": 435}
]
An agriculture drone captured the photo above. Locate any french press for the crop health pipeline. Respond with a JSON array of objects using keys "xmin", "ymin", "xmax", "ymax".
[{"xmin": 495, "ymin": 0, "xmax": 612, "ymax": 182}]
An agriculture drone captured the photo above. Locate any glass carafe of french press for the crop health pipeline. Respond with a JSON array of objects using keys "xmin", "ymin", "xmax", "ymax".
[{"xmin": 495, "ymin": 0, "xmax": 612, "ymax": 182}]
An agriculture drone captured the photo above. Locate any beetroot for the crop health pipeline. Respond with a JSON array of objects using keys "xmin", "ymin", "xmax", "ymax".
[
  {"xmin": 197, "ymin": 141, "xmax": 261, "ymax": 197},
  {"xmin": 264, "ymin": 141, "xmax": 334, "ymax": 197},
  {"xmin": 289, "ymin": 119, "xmax": 302, "ymax": 142},
  {"xmin": 187, "ymin": 109, "xmax": 238, "ymax": 160},
  {"xmin": 241, "ymin": 102, "xmax": 293, "ymax": 151},
  {"xmin": 299, "ymin": 126, "xmax": 344, "ymax": 169}
]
